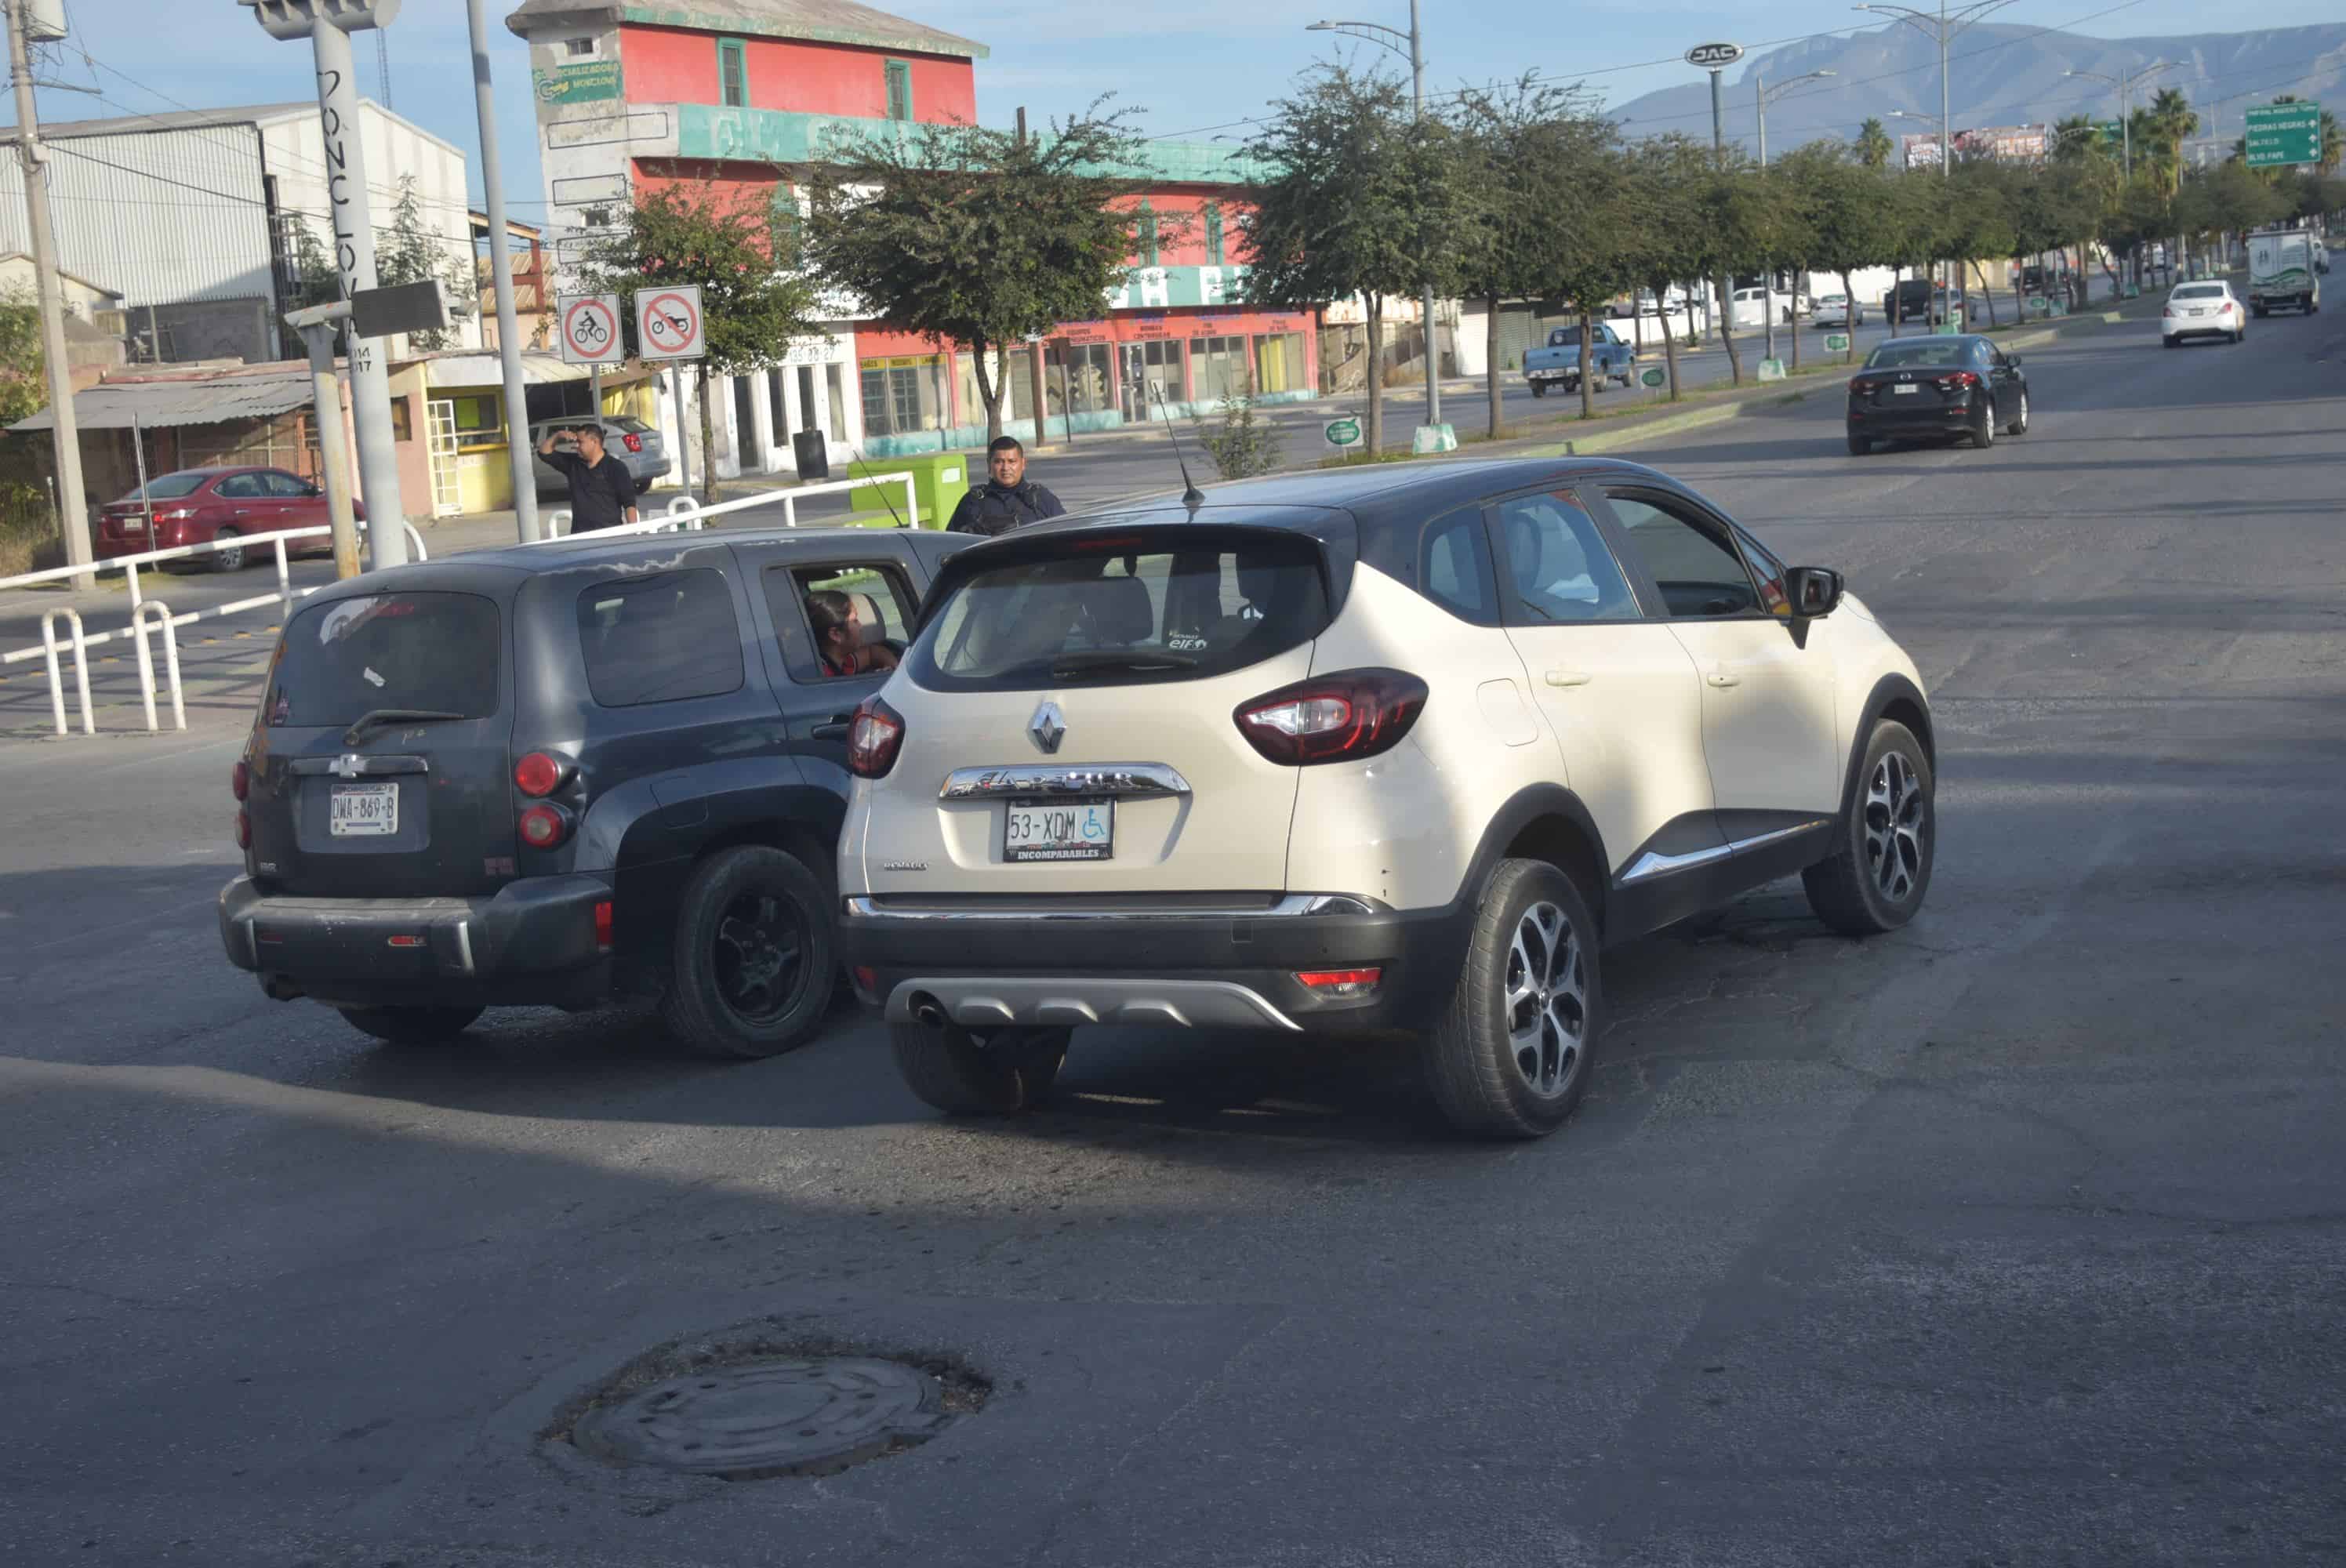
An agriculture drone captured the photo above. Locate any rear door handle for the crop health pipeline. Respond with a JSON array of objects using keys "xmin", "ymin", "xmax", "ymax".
[
  {"xmin": 1545, "ymin": 669, "xmax": 1592, "ymax": 688},
  {"xmin": 810, "ymin": 715, "xmax": 854, "ymax": 740}
]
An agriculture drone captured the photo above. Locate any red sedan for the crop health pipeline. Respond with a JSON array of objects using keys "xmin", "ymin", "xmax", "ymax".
[{"xmin": 95, "ymin": 466, "xmax": 368, "ymax": 572}]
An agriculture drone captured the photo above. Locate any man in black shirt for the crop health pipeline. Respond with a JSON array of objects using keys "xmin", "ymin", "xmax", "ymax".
[
  {"xmin": 946, "ymin": 436, "xmax": 1066, "ymax": 536},
  {"xmin": 536, "ymin": 423, "xmax": 641, "ymax": 533}
]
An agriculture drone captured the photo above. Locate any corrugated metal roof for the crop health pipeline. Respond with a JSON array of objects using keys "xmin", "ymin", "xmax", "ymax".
[
  {"xmin": 507, "ymin": 0, "xmax": 986, "ymax": 58},
  {"xmin": 0, "ymin": 103, "xmax": 318, "ymax": 143},
  {"xmin": 9, "ymin": 368, "xmax": 311, "ymax": 433}
]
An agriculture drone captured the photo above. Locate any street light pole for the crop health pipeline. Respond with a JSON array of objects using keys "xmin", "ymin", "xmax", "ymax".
[
  {"xmin": 467, "ymin": 0, "xmax": 538, "ymax": 542},
  {"xmin": 1756, "ymin": 67, "xmax": 1836, "ymax": 362},
  {"xmin": 1857, "ymin": 0, "xmax": 2019, "ymax": 319},
  {"xmin": 2065, "ymin": 61, "xmax": 2172, "ymax": 183},
  {"xmin": 1309, "ymin": 12, "xmax": 1439, "ymax": 430}
]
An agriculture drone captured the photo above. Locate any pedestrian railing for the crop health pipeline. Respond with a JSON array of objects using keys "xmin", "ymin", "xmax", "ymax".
[
  {"xmin": 1, "ymin": 521, "xmax": 428, "ymax": 739},
  {"xmin": 537, "ymin": 469, "xmax": 919, "ymax": 541}
]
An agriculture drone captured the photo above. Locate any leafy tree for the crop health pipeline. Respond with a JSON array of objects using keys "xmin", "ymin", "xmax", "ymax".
[
  {"xmin": 1854, "ymin": 117, "xmax": 1894, "ymax": 170},
  {"xmin": 1194, "ymin": 382, "xmax": 1283, "ymax": 480},
  {"xmin": 1779, "ymin": 143, "xmax": 1894, "ymax": 362},
  {"xmin": 1242, "ymin": 64, "xmax": 1446, "ymax": 456},
  {"xmin": 1448, "ymin": 77, "xmax": 1611, "ymax": 427},
  {"xmin": 376, "ymin": 176, "xmax": 476, "ymax": 352},
  {"xmin": 281, "ymin": 216, "xmax": 342, "ymax": 310},
  {"xmin": 0, "ymin": 285, "xmax": 45, "ymax": 424},
  {"xmin": 1527, "ymin": 118, "xmax": 1641, "ymax": 419},
  {"xmin": 583, "ymin": 180, "xmax": 820, "ymax": 503},
  {"xmin": 804, "ymin": 98, "xmax": 1151, "ymax": 447},
  {"xmin": 1623, "ymin": 133, "xmax": 1717, "ymax": 395},
  {"xmin": 1945, "ymin": 158, "xmax": 2017, "ymax": 325}
]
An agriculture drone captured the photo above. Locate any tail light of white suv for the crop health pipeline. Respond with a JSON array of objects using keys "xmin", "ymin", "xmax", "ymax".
[
  {"xmin": 848, "ymin": 695, "xmax": 906, "ymax": 779},
  {"xmin": 1233, "ymin": 668, "xmax": 1429, "ymax": 765}
]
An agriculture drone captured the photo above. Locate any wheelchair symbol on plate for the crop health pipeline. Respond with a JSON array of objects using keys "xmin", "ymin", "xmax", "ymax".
[{"xmin": 1080, "ymin": 808, "xmax": 1108, "ymax": 841}]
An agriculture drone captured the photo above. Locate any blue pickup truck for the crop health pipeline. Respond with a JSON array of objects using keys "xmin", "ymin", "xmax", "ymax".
[{"xmin": 1523, "ymin": 322, "xmax": 1636, "ymax": 397}]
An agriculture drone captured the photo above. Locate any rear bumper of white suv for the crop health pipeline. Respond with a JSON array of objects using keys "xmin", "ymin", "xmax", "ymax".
[{"xmin": 837, "ymin": 893, "xmax": 1471, "ymax": 1035}]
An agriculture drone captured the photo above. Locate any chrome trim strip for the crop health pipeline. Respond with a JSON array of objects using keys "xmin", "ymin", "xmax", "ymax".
[
  {"xmin": 845, "ymin": 892, "xmax": 1389, "ymax": 921},
  {"xmin": 939, "ymin": 763, "xmax": 1191, "ymax": 800},
  {"xmin": 453, "ymin": 920, "xmax": 475, "ymax": 976},
  {"xmin": 1620, "ymin": 841, "xmax": 1732, "ymax": 885},
  {"xmin": 1619, "ymin": 819, "xmax": 1830, "ymax": 885}
]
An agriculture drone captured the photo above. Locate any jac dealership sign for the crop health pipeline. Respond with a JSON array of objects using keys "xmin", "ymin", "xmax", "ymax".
[{"xmin": 1686, "ymin": 42, "xmax": 1745, "ymax": 70}]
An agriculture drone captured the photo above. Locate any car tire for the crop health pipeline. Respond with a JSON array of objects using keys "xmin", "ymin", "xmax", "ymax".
[
  {"xmin": 1969, "ymin": 393, "xmax": 1995, "ymax": 448},
  {"xmin": 210, "ymin": 527, "xmax": 245, "ymax": 572},
  {"xmin": 1847, "ymin": 432, "xmax": 1870, "ymax": 456},
  {"xmin": 340, "ymin": 1005, "xmax": 484, "ymax": 1045},
  {"xmin": 1802, "ymin": 719, "xmax": 1934, "ymax": 936},
  {"xmin": 1425, "ymin": 857, "xmax": 1601, "ymax": 1140},
  {"xmin": 1531, "ymin": 381, "xmax": 1548, "ymax": 398},
  {"xmin": 2163, "ymin": 336, "xmax": 2178, "ymax": 350},
  {"xmin": 2233, "ymin": 328, "xmax": 2246, "ymax": 344},
  {"xmin": 2005, "ymin": 387, "xmax": 2029, "ymax": 436},
  {"xmin": 889, "ymin": 1022, "xmax": 1069, "ymax": 1116},
  {"xmin": 660, "ymin": 844, "xmax": 833, "ymax": 1058}
]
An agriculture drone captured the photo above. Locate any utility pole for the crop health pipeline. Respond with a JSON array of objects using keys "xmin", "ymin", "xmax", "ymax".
[
  {"xmin": 467, "ymin": 0, "xmax": 538, "ymax": 540},
  {"xmin": 285, "ymin": 300, "xmax": 362, "ymax": 578},
  {"xmin": 241, "ymin": 0, "xmax": 409, "ymax": 568},
  {"xmin": 7, "ymin": 0, "xmax": 93, "ymax": 586},
  {"xmin": 1018, "ymin": 106, "xmax": 1048, "ymax": 447},
  {"xmin": 1306, "ymin": 9, "xmax": 1440, "ymax": 430}
]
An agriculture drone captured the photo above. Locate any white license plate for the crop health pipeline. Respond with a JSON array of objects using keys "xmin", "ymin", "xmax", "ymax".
[
  {"xmin": 1893, "ymin": 383, "xmax": 1919, "ymax": 395},
  {"xmin": 330, "ymin": 782, "xmax": 399, "ymax": 837},
  {"xmin": 1004, "ymin": 797, "xmax": 1113, "ymax": 862}
]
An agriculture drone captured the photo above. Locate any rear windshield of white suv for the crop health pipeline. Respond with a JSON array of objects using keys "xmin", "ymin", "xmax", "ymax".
[
  {"xmin": 910, "ymin": 533, "xmax": 1330, "ymax": 691},
  {"xmin": 264, "ymin": 591, "xmax": 501, "ymax": 728}
]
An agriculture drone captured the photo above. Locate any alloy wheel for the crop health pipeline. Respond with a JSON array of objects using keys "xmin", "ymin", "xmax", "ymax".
[
  {"xmin": 1865, "ymin": 751, "xmax": 1928, "ymax": 906},
  {"xmin": 1503, "ymin": 901, "xmax": 1588, "ymax": 1098},
  {"xmin": 713, "ymin": 888, "xmax": 808, "ymax": 1025}
]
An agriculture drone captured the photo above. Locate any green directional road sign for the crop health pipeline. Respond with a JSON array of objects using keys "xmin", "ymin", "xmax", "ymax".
[
  {"xmin": 2095, "ymin": 120, "xmax": 2123, "ymax": 150},
  {"xmin": 1824, "ymin": 332, "xmax": 1850, "ymax": 352},
  {"xmin": 1324, "ymin": 417, "xmax": 1362, "ymax": 448},
  {"xmin": 1640, "ymin": 366, "xmax": 1667, "ymax": 387},
  {"xmin": 2246, "ymin": 101, "xmax": 2322, "ymax": 169}
]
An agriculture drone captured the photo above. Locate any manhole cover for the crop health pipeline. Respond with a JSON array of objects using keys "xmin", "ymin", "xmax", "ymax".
[{"xmin": 573, "ymin": 1356, "xmax": 950, "ymax": 1479}]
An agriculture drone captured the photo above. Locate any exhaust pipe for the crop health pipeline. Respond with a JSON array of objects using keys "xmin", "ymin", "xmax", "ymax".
[{"xmin": 261, "ymin": 975, "xmax": 305, "ymax": 1002}]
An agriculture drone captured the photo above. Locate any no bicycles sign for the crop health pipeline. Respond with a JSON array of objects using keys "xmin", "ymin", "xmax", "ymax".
[
  {"xmin": 557, "ymin": 294, "xmax": 623, "ymax": 365},
  {"xmin": 636, "ymin": 285, "xmax": 706, "ymax": 361}
]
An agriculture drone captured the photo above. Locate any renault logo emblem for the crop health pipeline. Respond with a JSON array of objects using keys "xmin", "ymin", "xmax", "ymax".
[{"xmin": 1028, "ymin": 700, "xmax": 1066, "ymax": 755}]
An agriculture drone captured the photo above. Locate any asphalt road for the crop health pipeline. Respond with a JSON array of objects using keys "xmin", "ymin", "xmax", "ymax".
[{"xmin": 2, "ymin": 292, "xmax": 2341, "ymax": 1566}]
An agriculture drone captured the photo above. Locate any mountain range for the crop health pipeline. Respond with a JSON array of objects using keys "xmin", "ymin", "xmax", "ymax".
[{"xmin": 1607, "ymin": 22, "xmax": 2346, "ymax": 158}]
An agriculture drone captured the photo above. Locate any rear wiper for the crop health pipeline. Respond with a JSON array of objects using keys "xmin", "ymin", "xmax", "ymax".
[
  {"xmin": 342, "ymin": 708, "xmax": 464, "ymax": 746},
  {"xmin": 1046, "ymin": 650, "xmax": 1200, "ymax": 679}
]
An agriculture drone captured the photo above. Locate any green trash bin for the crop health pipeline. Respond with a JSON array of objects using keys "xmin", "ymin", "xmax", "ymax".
[{"xmin": 848, "ymin": 451, "xmax": 966, "ymax": 529}]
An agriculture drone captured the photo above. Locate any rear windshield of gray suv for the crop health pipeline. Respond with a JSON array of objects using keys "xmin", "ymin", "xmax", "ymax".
[
  {"xmin": 910, "ymin": 534, "xmax": 1331, "ymax": 691},
  {"xmin": 264, "ymin": 592, "xmax": 501, "ymax": 728}
]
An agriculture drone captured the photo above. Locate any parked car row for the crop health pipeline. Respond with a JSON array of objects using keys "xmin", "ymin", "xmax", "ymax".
[{"xmin": 220, "ymin": 459, "xmax": 1937, "ymax": 1140}]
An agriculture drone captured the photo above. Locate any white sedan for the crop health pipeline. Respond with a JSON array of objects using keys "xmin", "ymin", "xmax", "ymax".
[
  {"xmin": 2163, "ymin": 281, "xmax": 2246, "ymax": 347},
  {"xmin": 1813, "ymin": 293, "xmax": 1864, "ymax": 329}
]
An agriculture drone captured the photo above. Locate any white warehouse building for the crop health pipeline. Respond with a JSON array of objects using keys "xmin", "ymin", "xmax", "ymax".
[{"xmin": 0, "ymin": 100, "xmax": 473, "ymax": 365}]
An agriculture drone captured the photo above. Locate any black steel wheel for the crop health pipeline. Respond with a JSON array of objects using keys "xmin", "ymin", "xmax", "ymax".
[{"xmin": 662, "ymin": 844, "xmax": 833, "ymax": 1058}]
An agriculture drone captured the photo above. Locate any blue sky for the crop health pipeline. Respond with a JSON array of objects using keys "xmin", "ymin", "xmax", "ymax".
[{"xmin": 8, "ymin": 0, "xmax": 2338, "ymax": 216}]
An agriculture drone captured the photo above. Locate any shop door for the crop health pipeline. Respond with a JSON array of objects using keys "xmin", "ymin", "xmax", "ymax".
[
  {"xmin": 1120, "ymin": 340, "xmax": 1182, "ymax": 420},
  {"xmin": 427, "ymin": 400, "xmax": 462, "ymax": 517}
]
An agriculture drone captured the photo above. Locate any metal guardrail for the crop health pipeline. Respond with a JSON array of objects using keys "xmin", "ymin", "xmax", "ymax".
[
  {"xmin": 538, "ymin": 470, "xmax": 921, "ymax": 541},
  {"xmin": 2, "ymin": 521, "xmax": 428, "ymax": 739}
]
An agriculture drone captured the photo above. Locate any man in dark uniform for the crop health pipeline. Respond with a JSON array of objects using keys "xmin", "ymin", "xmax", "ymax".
[
  {"xmin": 536, "ymin": 423, "xmax": 641, "ymax": 533},
  {"xmin": 946, "ymin": 437, "xmax": 1066, "ymax": 536}
]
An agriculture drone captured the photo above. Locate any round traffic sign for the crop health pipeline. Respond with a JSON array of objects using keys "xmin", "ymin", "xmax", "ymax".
[
  {"xmin": 560, "ymin": 296, "xmax": 619, "ymax": 362},
  {"xmin": 643, "ymin": 289, "xmax": 701, "ymax": 355}
]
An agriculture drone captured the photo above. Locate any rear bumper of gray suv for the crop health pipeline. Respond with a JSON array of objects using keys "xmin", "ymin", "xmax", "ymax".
[
  {"xmin": 219, "ymin": 872, "xmax": 614, "ymax": 1009},
  {"xmin": 837, "ymin": 893, "xmax": 1471, "ymax": 1035}
]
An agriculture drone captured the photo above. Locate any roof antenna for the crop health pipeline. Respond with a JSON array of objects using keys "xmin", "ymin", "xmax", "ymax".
[
  {"xmin": 844, "ymin": 446, "xmax": 909, "ymax": 528},
  {"xmin": 1148, "ymin": 381, "xmax": 1207, "ymax": 510}
]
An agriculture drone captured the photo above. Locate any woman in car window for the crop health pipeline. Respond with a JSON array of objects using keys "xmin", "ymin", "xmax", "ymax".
[{"xmin": 807, "ymin": 590, "xmax": 899, "ymax": 678}]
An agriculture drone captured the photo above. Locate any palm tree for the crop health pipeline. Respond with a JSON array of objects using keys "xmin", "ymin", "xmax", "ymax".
[
  {"xmin": 2143, "ymin": 88, "xmax": 2200, "ymax": 197},
  {"xmin": 1854, "ymin": 117, "xmax": 1894, "ymax": 169},
  {"xmin": 2052, "ymin": 114, "xmax": 2101, "ymax": 164}
]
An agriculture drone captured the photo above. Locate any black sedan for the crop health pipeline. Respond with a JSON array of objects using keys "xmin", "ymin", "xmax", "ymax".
[{"xmin": 1846, "ymin": 334, "xmax": 2028, "ymax": 455}]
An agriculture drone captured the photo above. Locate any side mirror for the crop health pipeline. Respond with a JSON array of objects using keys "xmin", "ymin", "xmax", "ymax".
[
  {"xmin": 2006, "ymin": 354, "xmax": 2024, "ymax": 367},
  {"xmin": 1784, "ymin": 566, "xmax": 1843, "ymax": 619}
]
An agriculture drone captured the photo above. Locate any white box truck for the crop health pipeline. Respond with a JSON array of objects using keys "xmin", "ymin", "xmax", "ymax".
[{"xmin": 2248, "ymin": 230, "xmax": 2321, "ymax": 317}]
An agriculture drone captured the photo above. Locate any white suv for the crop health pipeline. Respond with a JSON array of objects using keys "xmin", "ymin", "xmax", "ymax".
[{"xmin": 837, "ymin": 459, "xmax": 1934, "ymax": 1138}]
